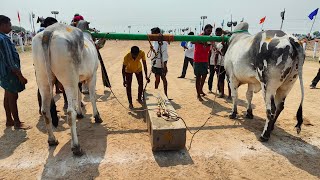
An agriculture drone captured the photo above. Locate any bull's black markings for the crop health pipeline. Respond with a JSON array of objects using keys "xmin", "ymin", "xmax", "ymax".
[{"xmin": 243, "ymin": 31, "xmax": 297, "ymax": 85}]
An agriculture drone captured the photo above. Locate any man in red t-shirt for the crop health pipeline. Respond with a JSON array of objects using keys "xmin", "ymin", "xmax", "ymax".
[{"xmin": 193, "ymin": 24, "xmax": 213, "ymax": 101}]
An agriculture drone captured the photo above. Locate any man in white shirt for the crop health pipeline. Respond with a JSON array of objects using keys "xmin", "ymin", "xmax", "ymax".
[
  {"xmin": 150, "ymin": 27, "xmax": 170, "ymax": 97},
  {"xmin": 178, "ymin": 32, "xmax": 195, "ymax": 78},
  {"xmin": 208, "ymin": 28, "xmax": 230, "ymax": 98}
]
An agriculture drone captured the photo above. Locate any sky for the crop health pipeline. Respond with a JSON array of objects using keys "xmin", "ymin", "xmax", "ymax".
[{"xmin": 1, "ymin": 0, "xmax": 320, "ymax": 35}]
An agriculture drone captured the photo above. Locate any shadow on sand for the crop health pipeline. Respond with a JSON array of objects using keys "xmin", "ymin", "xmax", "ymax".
[
  {"xmin": 239, "ymin": 114, "xmax": 320, "ymax": 178},
  {"xmin": 153, "ymin": 148, "xmax": 194, "ymax": 167},
  {"xmin": 41, "ymin": 117, "xmax": 108, "ymax": 179},
  {"xmin": 0, "ymin": 128, "xmax": 28, "ymax": 160}
]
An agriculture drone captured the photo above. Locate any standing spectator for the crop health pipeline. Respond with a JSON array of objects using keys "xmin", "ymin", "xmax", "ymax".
[
  {"xmin": 310, "ymin": 67, "xmax": 320, "ymax": 89},
  {"xmin": 71, "ymin": 14, "xmax": 84, "ymax": 27},
  {"xmin": 0, "ymin": 15, "xmax": 30, "ymax": 129},
  {"xmin": 122, "ymin": 46, "xmax": 149, "ymax": 109},
  {"xmin": 193, "ymin": 24, "xmax": 213, "ymax": 101},
  {"xmin": 150, "ymin": 27, "xmax": 170, "ymax": 98},
  {"xmin": 178, "ymin": 32, "xmax": 195, "ymax": 78},
  {"xmin": 208, "ymin": 27, "xmax": 229, "ymax": 97}
]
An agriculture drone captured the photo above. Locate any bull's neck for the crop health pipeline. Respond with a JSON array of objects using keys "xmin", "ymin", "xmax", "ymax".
[
  {"xmin": 230, "ymin": 33, "xmax": 251, "ymax": 44},
  {"xmin": 83, "ymin": 31, "xmax": 93, "ymax": 40}
]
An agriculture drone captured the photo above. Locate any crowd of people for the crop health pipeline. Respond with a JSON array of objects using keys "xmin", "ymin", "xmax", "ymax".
[
  {"xmin": 177, "ymin": 25, "xmax": 231, "ymax": 101},
  {"xmin": 1, "ymin": 13, "xmax": 320, "ymax": 130}
]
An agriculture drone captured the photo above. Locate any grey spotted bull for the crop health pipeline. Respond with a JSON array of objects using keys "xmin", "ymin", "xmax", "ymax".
[
  {"xmin": 224, "ymin": 22, "xmax": 305, "ymax": 141},
  {"xmin": 32, "ymin": 21, "xmax": 102, "ymax": 156}
]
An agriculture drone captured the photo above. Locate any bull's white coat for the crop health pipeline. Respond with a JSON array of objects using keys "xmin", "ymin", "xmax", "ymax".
[
  {"xmin": 32, "ymin": 22, "xmax": 102, "ymax": 155},
  {"xmin": 224, "ymin": 22, "xmax": 305, "ymax": 141}
]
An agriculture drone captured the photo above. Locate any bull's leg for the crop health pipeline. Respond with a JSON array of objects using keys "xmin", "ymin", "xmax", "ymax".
[
  {"xmin": 260, "ymin": 88, "xmax": 277, "ymax": 142},
  {"xmin": 273, "ymin": 83, "xmax": 296, "ymax": 131},
  {"xmin": 40, "ymin": 88, "xmax": 58, "ymax": 146},
  {"xmin": 88, "ymin": 76, "xmax": 102, "ymax": 123},
  {"xmin": 228, "ymin": 76, "xmax": 239, "ymax": 119},
  {"xmin": 245, "ymin": 84, "xmax": 254, "ymax": 119},
  {"xmin": 76, "ymin": 88, "xmax": 84, "ymax": 119},
  {"xmin": 273, "ymin": 94, "xmax": 285, "ymax": 129},
  {"xmin": 65, "ymin": 87, "xmax": 83, "ymax": 156}
]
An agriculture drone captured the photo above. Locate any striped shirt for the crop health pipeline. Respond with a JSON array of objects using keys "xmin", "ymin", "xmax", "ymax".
[{"xmin": 0, "ymin": 32, "xmax": 21, "ymax": 78}]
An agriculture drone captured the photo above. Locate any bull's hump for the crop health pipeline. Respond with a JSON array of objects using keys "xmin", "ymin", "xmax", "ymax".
[{"xmin": 245, "ymin": 31, "xmax": 291, "ymax": 70}]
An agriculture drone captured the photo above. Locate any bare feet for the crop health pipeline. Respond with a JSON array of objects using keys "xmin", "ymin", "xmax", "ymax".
[
  {"xmin": 197, "ymin": 95, "xmax": 204, "ymax": 101},
  {"xmin": 310, "ymin": 84, "xmax": 316, "ymax": 89},
  {"xmin": 6, "ymin": 120, "xmax": 14, "ymax": 127},
  {"xmin": 136, "ymin": 99, "xmax": 143, "ymax": 104},
  {"xmin": 14, "ymin": 122, "xmax": 32, "ymax": 130}
]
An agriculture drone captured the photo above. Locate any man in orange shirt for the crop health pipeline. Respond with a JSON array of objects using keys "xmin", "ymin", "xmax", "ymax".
[{"xmin": 122, "ymin": 46, "xmax": 150, "ymax": 109}]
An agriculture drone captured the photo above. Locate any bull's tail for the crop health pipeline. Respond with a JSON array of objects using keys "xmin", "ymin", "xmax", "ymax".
[
  {"xmin": 42, "ymin": 31, "xmax": 59, "ymax": 127},
  {"xmin": 290, "ymin": 37, "xmax": 305, "ymax": 134}
]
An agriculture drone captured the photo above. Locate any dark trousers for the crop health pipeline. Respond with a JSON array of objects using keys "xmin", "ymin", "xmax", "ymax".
[
  {"xmin": 311, "ymin": 68, "xmax": 320, "ymax": 86},
  {"xmin": 126, "ymin": 72, "xmax": 143, "ymax": 104},
  {"xmin": 37, "ymin": 89, "xmax": 59, "ymax": 127},
  {"xmin": 208, "ymin": 65, "xmax": 229, "ymax": 95},
  {"xmin": 208, "ymin": 65, "xmax": 218, "ymax": 91},
  {"xmin": 181, "ymin": 56, "xmax": 194, "ymax": 77}
]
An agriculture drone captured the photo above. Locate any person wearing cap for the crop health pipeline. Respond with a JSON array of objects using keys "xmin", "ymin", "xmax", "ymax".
[
  {"xmin": 122, "ymin": 46, "xmax": 149, "ymax": 109},
  {"xmin": 150, "ymin": 27, "xmax": 170, "ymax": 98},
  {"xmin": 72, "ymin": 14, "xmax": 84, "ymax": 27}
]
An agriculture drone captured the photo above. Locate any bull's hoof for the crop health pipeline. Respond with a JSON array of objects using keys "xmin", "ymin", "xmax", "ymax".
[
  {"xmin": 259, "ymin": 136, "xmax": 269, "ymax": 142},
  {"xmin": 296, "ymin": 127, "xmax": 301, "ymax": 134},
  {"xmin": 94, "ymin": 114, "xmax": 103, "ymax": 123},
  {"xmin": 72, "ymin": 145, "xmax": 84, "ymax": 156},
  {"xmin": 245, "ymin": 112, "xmax": 254, "ymax": 119},
  {"xmin": 77, "ymin": 113, "xmax": 84, "ymax": 119},
  {"xmin": 48, "ymin": 139, "xmax": 59, "ymax": 146},
  {"xmin": 229, "ymin": 112, "xmax": 237, "ymax": 119}
]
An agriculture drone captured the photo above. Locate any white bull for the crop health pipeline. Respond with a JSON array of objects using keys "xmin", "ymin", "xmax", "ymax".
[
  {"xmin": 32, "ymin": 21, "xmax": 102, "ymax": 155},
  {"xmin": 224, "ymin": 22, "xmax": 305, "ymax": 141}
]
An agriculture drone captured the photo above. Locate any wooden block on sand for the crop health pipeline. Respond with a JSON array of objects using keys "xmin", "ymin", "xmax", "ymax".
[{"xmin": 144, "ymin": 90, "xmax": 186, "ymax": 151}]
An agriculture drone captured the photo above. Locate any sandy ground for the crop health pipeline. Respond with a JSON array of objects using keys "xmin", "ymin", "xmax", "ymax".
[{"xmin": 0, "ymin": 41, "xmax": 320, "ymax": 180}]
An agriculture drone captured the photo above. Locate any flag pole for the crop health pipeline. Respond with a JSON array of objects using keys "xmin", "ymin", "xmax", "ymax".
[
  {"xmin": 261, "ymin": 22, "xmax": 264, "ymax": 31},
  {"xmin": 31, "ymin": 12, "xmax": 36, "ymax": 34},
  {"xmin": 17, "ymin": 11, "xmax": 24, "ymax": 52},
  {"xmin": 29, "ymin": 13, "xmax": 33, "ymax": 33},
  {"xmin": 280, "ymin": 8, "xmax": 285, "ymax": 31},
  {"xmin": 280, "ymin": 19, "xmax": 284, "ymax": 30},
  {"xmin": 309, "ymin": 14, "xmax": 317, "ymax": 34}
]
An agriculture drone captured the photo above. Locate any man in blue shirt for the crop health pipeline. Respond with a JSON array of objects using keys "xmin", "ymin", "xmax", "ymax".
[{"xmin": 0, "ymin": 15, "xmax": 30, "ymax": 129}]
